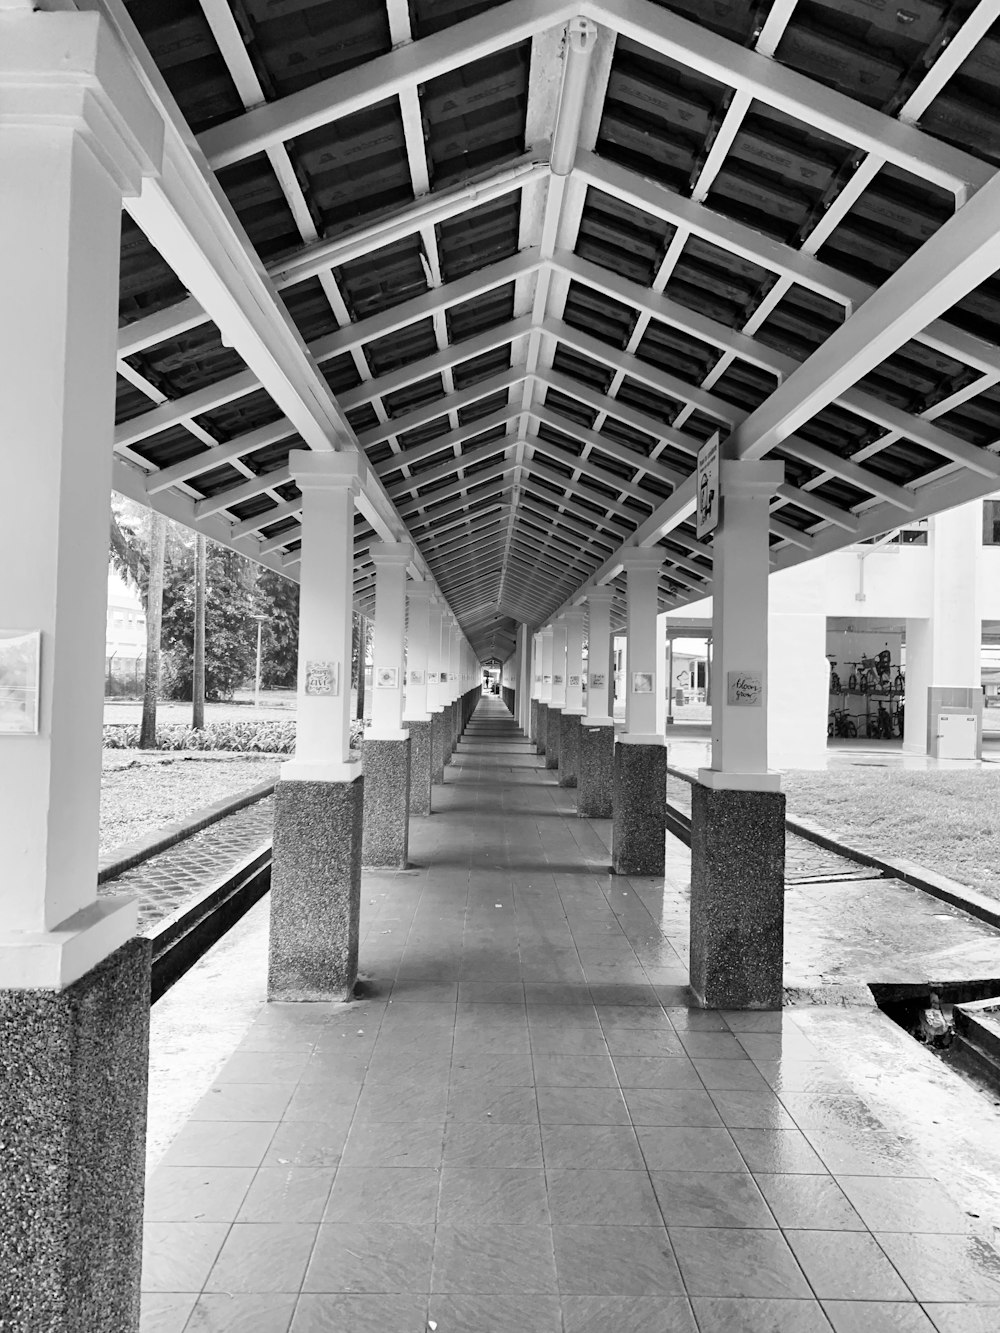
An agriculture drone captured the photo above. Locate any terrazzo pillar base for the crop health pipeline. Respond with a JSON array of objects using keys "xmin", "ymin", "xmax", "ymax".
[
  {"xmin": 362, "ymin": 737, "xmax": 411, "ymax": 868},
  {"xmin": 612, "ymin": 742, "xmax": 666, "ymax": 876},
  {"xmin": 269, "ymin": 777, "xmax": 363, "ymax": 1000},
  {"xmin": 578, "ymin": 723, "xmax": 615, "ymax": 817},
  {"xmin": 559, "ymin": 712, "xmax": 582, "ymax": 788},
  {"xmin": 0, "ymin": 938, "xmax": 150, "ymax": 1332},
  {"xmin": 689, "ymin": 785, "xmax": 786, "ymax": 1010},
  {"xmin": 407, "ymin": 720, "xmax": 433, "ymax": 816},
  {"xmin": 545, "ymin": 706, "xmax": 561, "ymax": 769},
  {"xmin": 431, "ymin": 711, "xmax": 447, "ymax": 785},
  {"xmin": 537, "ymin": 702, "xmax": 549, "ymax": 756},
  {"xmin": 451, "ymin": 700, "xmax": 461, "ymax": 750},
  {"xmin": 530, "ymin": 699, "xmax": 539, "ymax": 748}
]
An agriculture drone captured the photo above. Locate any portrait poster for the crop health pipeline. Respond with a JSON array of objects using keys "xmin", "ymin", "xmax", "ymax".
[{"xmin": 0, "ymin": 630, "xmax": 40, "ymax": 734}]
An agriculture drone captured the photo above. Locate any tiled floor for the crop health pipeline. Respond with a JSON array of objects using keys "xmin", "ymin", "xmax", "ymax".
[{"xmin": 141, "ymin": 698, "xmax": 1000, "ymax": 1332}]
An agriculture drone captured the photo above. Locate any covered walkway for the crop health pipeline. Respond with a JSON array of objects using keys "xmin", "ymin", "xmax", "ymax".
[{"xmin": 142, "ymin": 698, "xmax": 1000, "ymax": 1332}]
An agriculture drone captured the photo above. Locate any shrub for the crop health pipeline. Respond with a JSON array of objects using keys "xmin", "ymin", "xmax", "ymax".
[{"xmin": 103, "ymin": 716, "xmax": 367, "ymax": 754}]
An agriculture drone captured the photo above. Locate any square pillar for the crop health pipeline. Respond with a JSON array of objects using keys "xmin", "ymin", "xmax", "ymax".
[
  {"xmin": 546, "ymin": 621, "xmax": 568, "ymax": 770},
  {"xmin": 517, "ymin": 623, "xmax": 531, "ymax": 733},
  {"xmin": 612, "ymin": 552, "xmax": 667, "ymax": 875},
  {"xmin": 578, "ymin": 589, "xmax": 615, "ymax": 818},
  {"xmin": 0, "ymin": 13, "xmax": 162, "ymax": 1329},
  {"xmin": 559, "ymin": 610, "xmax": 586, "ymax": 788},
  {"xmin": 269, "ymin": 451, "xmax": 364, "ymax": 1002},
  {"xmin": 404, "ymin": 581, "xmax": 434, "ymax": 816},
  {"xmin": 448, "ymin": 618, "xmax": 462, "ymax": 748},
  {"xmin": 537, "ymin": 627, "xmax": 553, "ymax": 757},
  {"xmin": 529, "ymin": 631, "xmax": 542, "ymax": 746},
  {"xmin": 428, "ymin": 603, "xmax": 448, "ymax": 785},
  {"xmin": 362, "ymin": 543, "xmax": 412, "ymax": 868},
  {"xmin": 691, "ymin": 461, "xmax": 786, "ymax": 1010}
]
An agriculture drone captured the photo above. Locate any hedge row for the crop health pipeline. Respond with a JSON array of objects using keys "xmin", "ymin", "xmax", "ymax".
[{"xmin": 103, "ymin": 718, "xmax": 366, "ymax": 754}]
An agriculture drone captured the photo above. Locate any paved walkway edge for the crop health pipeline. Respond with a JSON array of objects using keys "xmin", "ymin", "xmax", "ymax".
[
  {"xmin": 667, "ymin": 764, "xmax": 1000, "ymax": 932},
  {"xmin": 98, "ymin": 779, "xmax": 276, "ymax": 884}
]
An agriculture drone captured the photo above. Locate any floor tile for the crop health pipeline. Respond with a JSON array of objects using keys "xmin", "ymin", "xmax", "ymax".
[
  {"xmin": 438, "ymin": 1168, "xmax": 549, "ymax": 1223},
  {"xmin": 354, "ymin": 1081, "xmax": 448, "ymax": 1122},
  {"xmin": 339, "ymin": 1120, "xmax": 445, "ymax": 1169},
  {"xmin": 693, "ymin": 1059, "xmax": 771, "ymax": 1092},
  {"xmin": 262, "ymin": 1121, "xmax": 351, "ymax": 1169},
  {"xmin": 530, "ymin": 1026, "xmax": 610, "ymax": 1056},
  {"xmin": 304, "ymin": 1223, "xmax": 434, "ymax": 1293},
  {"xmin": 236, "ymin": 1167, "xmax": 336, "ymax": 1223},
  {"xmin": 432, "ymin": 1225, "xmax": 558, "ymax": 1293},
  {"xmin": 779, "ymin": 1093, "xmax": 886, "ymax": 1133},
  {"xmin": 755, "ymin": 1173, "xmax": 865, "ymax": 1230},
  {"xmin": 547, "ymin": 1168, "xmax": 663, "ymax": 1225},
  {"xmin": 602, "ymin": 1029, "xmax": 686, "ymax": 1057},
  {"xmin": 677, "ymin": 1032, "xmax": 749, "ymax": 1060},
  {"xmin": 731, "ymin": 1128, "xmax": 830, "ymax": 1174},
  {"xmin": 622, "ymin": 1088, "xmax": 722, "ymax": 1127},
  {"xmin": 710, "ymin": 1090, "xmax": 797, "ymax": 1129},
  {"xmin": 651, "ymin": 1170, "xmax": 775, "ymax": 1229},
  {"xmin": 203, "ymin": 1223, "xmax": 317, "ymax": 1294},
  {"xmin": 536, "ymin": 1085, "xmax": 630, "ymax": 1125},
  {"xmin": 428, "ymin": 1294, "xmax": 562, "ymax": 1332},
  {"xmin": 213, "ymin": 1052, "xmax": 312, "ymax": 1085},
  {"xmin": 922, "ymin": 1304, "xmax": 1000, "ymax": 1331},
  {"xmin": 690, "ymin": 1297, "xmax": 834, "ymax": 1332},
  {"xmin": 139, "ymin": 1293, "xmax": 197, "ymax": 1333},
  {"xmin": 449, "ymin": 1053, "xmax": 534, "ymax": 1085},
  {"xmin": 290, "ymin": 1294, "xmax": 427, "ymax": 1331},
  {"xmin": 785, "ymin": 1228, "xmax": 913, "ymax": 1301},
  {"xmin": 836, "ymin": 1176, "xmax": 974, "ymax": 1234},
  {"xmin": 190, "ymin": 1084, "xmax": 296, "ymax": 1122},
  {"xmin": 805, "ymin": 1131, "xmax": 927, "ymax": 1178},
  {"xmin": 141, "ymin": 1223, "xmax": 230, "ymax": 1293},
  {"xmin": 541, "ymin": 1124, "xmax": 645, "ymax": 1169},
  {"xmin": 669, "ymin": 1227, "xmax": 812, "ymax": 1298},
  {"xmin": 560, "ymin": 1295, "xmax": 698, "ymax": 1332},
  {"xmin": 160, "ymin": 1122, "xmax": 277, "ymax": 1168},
  {"xmin": 323, "ymin": 1167, "xmax": 440, "ymax": 1224},
  {"xmin": 823, "ymin": 1302, "xmax": 936, "ymax": 1332},
  {"xmin": 446, "ymin": 1083, "xmax": 538, "ymax": 1123},
  {"xmin": 443, "ymin": 1121, "xmax": 543, "ymax": 1168},
  {"xmin": 874, "ymin": 1234, "xmax": 1000, "ymax": 1302},
  {"xmin": 637, "ymin": 1125, "xmax": 745, "ymax": 1173},
  {"xmin": 613, "ymin": 1056, "xmax": 702, "ymax": 1089},
  {"xmin": 552, "ymin": 1224, "xmax": 683, "ymax": 1295},
  {"xmin": 145, "ymin": 1166, "xmax": 256, "ymax": 1222},
  {"xmin": 184, "ymin": 1293, "xmax": 297, "ymax": 1331},
  {"xmin": 534, "ymin": 1054, "xmax": 618, "ymax": 1087}
]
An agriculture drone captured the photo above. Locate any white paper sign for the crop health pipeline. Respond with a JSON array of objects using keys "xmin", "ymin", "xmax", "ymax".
[{"xmin": 727, "ymin": 669, "xmax": 762, "ymax": 707}]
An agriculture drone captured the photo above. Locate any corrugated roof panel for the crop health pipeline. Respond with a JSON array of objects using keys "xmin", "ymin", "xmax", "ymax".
[
  {"xmin": 126, "ymin": 0, "xmax": 242, "ymax": 133},
  {"xmin": 446, "ymin": 282, "xmax": 515, "ymax": 342},
  {"xmin": 575, "ymin": 186, "xmax": 674, "ymax": 286},
  {"xmin": 214, "ymin": 155, "xmax": 303, "ymax": 261},
  {"xmin": 333, "ymin": 235, "xmax": 429, "ymax": 321},
  {"xmin": 458, "ymin": 390, "xmax": 510, "ymax": 424},
  {"xmin": 918, "ymin": 26, "xmax": 1000, "ymax": 165},
  {"xmin": 294, "ymin": 101, "xmax": 412, "ymax": 237},
  {"xmin": 320, "ymin": 354, "xmax": 364, "ymax": 396},
  {"xmin": 551, "ymin": 345, "xmax": 614, "ymax": 394},
  {"xmin": 544, "ymin": 387, "xmax": 598, "ymax": 430},
  {"xmin": 616, "ymin": 377, "xmax": 684, "ymax": 426},
  {"xmin": 195, "ymin": 388, "xmax": 287, "ymax": 442},
  {"xmin": 132, "ymin": 427, "xmax": 210, "ymax": 472},
  {"xmin": 635, "ymin": 321, "xmax": 722, "ymax": 383},
  {"xmin": 563, "ymin": 281, "xmax": 637, "ymax": 349},
  {"xmin": 240, "ymin": 0, "xmax": 391, "ymax": 96},
  {"xmin": 119, "ymin": 217, "xmax": 188, "ymax": 324},
  {"xmin": 363, "ymin": 317, "xmax": 438, "ymax": 376},
  {"xmin": 422, "ymin": 44, "xmax": 530, "ymax": 188},
  {"xmin": 130, "ymin": 325, "xmax": 246, "ymax": 399},
  {"xmin": 280, "ymin": 278, "xmax": 341, "ymax": 344},
  {"xmin": 437, "ymin": 196, "xmax": 521, "ymax": 282},
  {"xmin": 453, "ymin": 345, "xmax": 512, "ymax": 389},
  {"xmin": 383, "ymin": 376, "xmax": 446, "ymax": 419}
]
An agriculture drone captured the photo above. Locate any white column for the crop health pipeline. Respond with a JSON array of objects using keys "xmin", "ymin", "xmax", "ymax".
[
  {"xmin": 551, "ymin": 620, "xmax": 568, "ymax": 708},
  {"xmin": 0, "ymin": 13, "xmax": 162, "ymax": 987},
  {"xmin": 368, "ymin": 543, "xmax": 411, "ymax": 740},
  {"xmin": 540, "ymin": 628, "xmax": 554, "ymax": 702},
  {"xmin": 403, "ymin": 581, "xmax": 433, "ymax": 722},
  {"xmin": 517, "ymin": 623, "xmax": 531, "ymax": 730},
  {"xmin": 621, "ymin": 550, "xmax": 665, "ymax": 744},
  {"xmin": 564, "ymin": 611, "xmax": 586, "ymax": 714},
  {"xmin": 531, "ymin": 633, "xmax": 543, "ymax": 700},
  {"xmin": 699, "ymin": 460, "xmax": 784, "ymax": 791},
  {"xmin": 655, "ymin": 612, "xmax": 668, "ymax": 734},
  {"xmin": 448, "ymin": 620, "xmax": 461, "ymax": 702},
  {"xmin": 427, "ymin": 602, "xmax": 444, "ymax": 712},
  {"xmin": 585, "ymin": 589, "xmax": 615, "ymax": 723},
  {"xmin": 284, "ymin": 451, "xmax": 362, "ymax": 781}
]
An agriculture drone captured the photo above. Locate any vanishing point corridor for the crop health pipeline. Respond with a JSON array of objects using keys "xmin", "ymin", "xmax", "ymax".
[{"xmin": 141, "ymin": 698, "xmax": 1000, "ymax": 1332}]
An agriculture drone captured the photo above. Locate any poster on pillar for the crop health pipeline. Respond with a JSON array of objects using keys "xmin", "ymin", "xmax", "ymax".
[
  {"xmin": 305, "ymin": 660, "xmax": 338, "ymax": 696},
  {"xmin": 696, "ymin": 434, "xmax": 720, "ymax": 539},
  {"xmin": 376, "ymin": 667, "xmax": 399, "ymax": 689},
  {"xmin": 727, "ymin": 670, "xmax": 762, "ymax": 706},
  {"xmin": 0, "ymin": 629, "xmax": 40, "ymax": 734}
]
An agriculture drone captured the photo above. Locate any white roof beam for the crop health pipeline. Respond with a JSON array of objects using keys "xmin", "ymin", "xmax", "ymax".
[{"xmin": 374, "ymin": 409, "xmax": 521, "ymax": 475}]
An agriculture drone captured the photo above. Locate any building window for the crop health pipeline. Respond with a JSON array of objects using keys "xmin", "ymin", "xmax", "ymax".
[{"xmin": 984, "ymin": 500, "xmax": 1000, "ymax": 546}]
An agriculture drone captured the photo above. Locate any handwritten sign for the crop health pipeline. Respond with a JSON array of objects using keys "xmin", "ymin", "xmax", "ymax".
[
  {"xmin": 553, "ymin": 674, "xmax": 564, "ymax": 685},
  {"xmin": 727, "ymin": 669, "xmax": 762, "ymax": 707},
  {"xmin": 589, "ymin": 672, "xmax": 605, "ymax": 688},
  {"xmin": 305, "ymin": 660, "xmax": 337, "ymax": 696}
]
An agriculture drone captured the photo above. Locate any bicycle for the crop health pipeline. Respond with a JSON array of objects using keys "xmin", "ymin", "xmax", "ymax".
[
  {"xmin": 828, "ymin": 708, "xmax": 857, "ymax": 738},
  {"xmin": 866, "ymin": 699, "xmax": 894, "ymax": 740},
  {"xmin": 829, "ymin": 660, "xmax": 842, "ymax": 694},
  {"xmin": 849, "ymin": 649, "xmax": 892, "ymax": 693}
]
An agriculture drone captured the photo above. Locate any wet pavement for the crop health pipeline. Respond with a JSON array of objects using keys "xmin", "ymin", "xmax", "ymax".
[{"xmin": 142, "ymin": 698, "xmax": 1000, "ymax": 1332}]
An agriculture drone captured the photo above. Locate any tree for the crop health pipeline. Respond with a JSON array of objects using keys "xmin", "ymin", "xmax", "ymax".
[
  {"xmin": 140, "ymin": 511, "xmax": 166, "ymax": 748},
  {"xmin": 352, "ymin": 612, "xmax": 372, "ymax": 720},
  {"xmin": 161, "ymin": 541, "xmax": 257, "ymax": 700},
  {"xmin": 255, "ymin": 569, "xmax": 299, "ymax": 689}
]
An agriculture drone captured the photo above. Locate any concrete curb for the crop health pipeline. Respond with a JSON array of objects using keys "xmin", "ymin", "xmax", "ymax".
[
  {"xmin": 98, "ymin": 780, "xmax": 276, "ymax": 884},
  {"xmin": 666, "ymin": 765, "xmax": 1000, "ymax": 933}
]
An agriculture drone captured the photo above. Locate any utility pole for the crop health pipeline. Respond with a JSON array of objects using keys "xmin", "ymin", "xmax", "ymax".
[{"xmin": 193, "ymin": 532, "xmax": 206, "ymax": 729}]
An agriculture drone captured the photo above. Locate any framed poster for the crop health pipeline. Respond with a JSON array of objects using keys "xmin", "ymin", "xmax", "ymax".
[
  {"xmin": 632, "ymin": 671, "xmax": 654, "ymax": 694},
  {"xmin": 0, "ymin": 630, "xmax": 40, "ymax": 734},
  {"xmin": 553, "ymin": 674, "xmax": 563, "ymax": 685},
  {"xmin": 589, "ymin": 672, "xmax": 605, "ymax": 689},
  {"xmin": 305, "ymin": 660, "xmax": 338, "ymax": 696},
  {"xmin": 440, "ymin": 671, "xmax": 448, "ymax": 683},
  {"xmin": 409, "ymin": 669, "xmax": 424, "ymax": 685},
  {"xmin": 569, "ymin": 674, "xmax": 580, "ymax": 687},
  {"xmin": 696, "ymin": 432, "xmax": 720, "ymax": 539},
  {"xmin": 376, "ymin": 667, "xmax": 398, "ymax": 689}
]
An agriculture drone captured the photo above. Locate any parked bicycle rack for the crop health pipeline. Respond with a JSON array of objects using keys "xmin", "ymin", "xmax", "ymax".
[{"xmin": 828, "ymin": 659, "xmax": 905, "ymax": 740}]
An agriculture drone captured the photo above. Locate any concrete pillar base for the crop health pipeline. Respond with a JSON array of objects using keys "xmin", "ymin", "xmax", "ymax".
[
  {"xmin": 0, "ymin": 938, "xmax": 150, "ymax": 1331},
  {"xmin": 545, "ymin": 706, "xmax": 562, "ymax": 769},
  {"xmin": 407, "ymin": 720, "xmax": 433, "ymax": 815},
  {"xmin": 269, "ymin": 776, "xmax": 363, "ymax": 1000},
  {"xmin": 529, "ymin": 698, "xmax": 538, "ymax": 747},
  {"xmin": 537, "ymin": 702, "xmax": 549, "ymax": 756},
  {"xmin": 578, "ymin": 723, "xmax": 614, "ymax": 817},
  {"xmin": 431, "ymin": 711, "xmax": 446, "ymax": 785},
  {"xmin": 559, "ymin": 712, "xmax": 581, "ymax": 788},
  {"xmin": 689, "ymin": 784, "xmax": 786, "ymax": 1010},
  {"xmin": 441, "ymin": 703, "xmax": 455, "ymax": 764},
  {"xmin": 612, "ymin": 742, "xmax": 666, "ymax": 875},
  {"xmin": 362, "ymin": 736, "xmax": 411, "ymax": 868}
]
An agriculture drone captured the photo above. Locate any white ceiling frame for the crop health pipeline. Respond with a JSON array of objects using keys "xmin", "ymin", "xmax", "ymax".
[
  {"xmin": 199, "ymin": 0, "xmax": 577, "ymax": 168},
  {"xmin": 399, "ymin": 463, "xmax": 514, "ymax": 521},
  {"xmin": 374, "ymin": 409, "xmax": 522, "ymax": 476},
  {"xmin": 528, "ymin": 405, "xmax": 686, "ymax": 487},
  {"xmin": 408, "ymin": 489, "xmax": 513, "ymax": 542},
  {"xmin": 524, "ymin": 433, "xmax": 669, "ymax": 509},
  {"xmin": 360, "ymin": 370, "xmax": 525, "ymax": 451},
  {"xmin": 230, "ymin": 498, "xmax": 302, "ymax": 541},
  {"xmin": 194, "ymin": 466, "xmax": 292, "ymax": 519},
  {"xmin": 386, "ymin": 440, "xmax": 514, "ymax": 502},
  {"xmin": 512, "ymin": 506, "xmax": 614, "ymax": 567},
  {"xmin": 518, "ymin": 495, "xmax": 619, "ymax": 555},
  {"xmin": 144, "ymin": 421, "xmax": 299, "ymax": 494}
]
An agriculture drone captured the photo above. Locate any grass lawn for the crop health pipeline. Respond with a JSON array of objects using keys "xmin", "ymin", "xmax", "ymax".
[
  {"xmin": 783, "ymin": 768, "xmax": 1000, "ymax": 902},
  {"xmin": 100, "ymin": 751, "xmax": 281, "ymax": 857}
]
